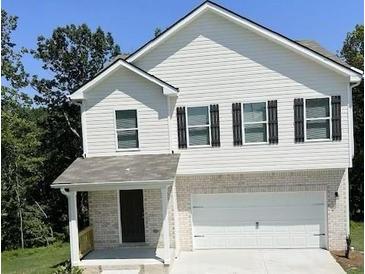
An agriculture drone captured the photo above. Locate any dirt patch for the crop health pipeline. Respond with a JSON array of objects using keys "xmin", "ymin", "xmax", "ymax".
[{"xmin": 331, "ymin": 250, "xmax": 364, "ymax": 271}]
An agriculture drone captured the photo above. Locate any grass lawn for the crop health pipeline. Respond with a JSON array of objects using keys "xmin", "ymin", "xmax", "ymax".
[
  {"xmin": 347, "ymin": 221, "xmax": 364, "ymax": 274},
  {"xmin": 333, "ymin": 221, "xmax": 364, "ymax": 274},
  {"xmin": 350, "ymin": 221, "xmax": 364, "ymax": 252},
  {"xmin": 1, "ymin": 242, "xmax": 70, "ymax": 274}
]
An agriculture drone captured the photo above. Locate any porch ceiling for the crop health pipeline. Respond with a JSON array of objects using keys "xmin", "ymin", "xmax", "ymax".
[{"xmin": 51, "ymin": 154, "xmax": 180, "ymax": 190}]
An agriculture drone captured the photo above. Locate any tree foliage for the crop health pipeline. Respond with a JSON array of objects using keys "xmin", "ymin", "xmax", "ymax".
[
  {"xmin": 339, "ymin": 24, "xmax": 364, "ymax": 221},
  {"xmin": 1, "ymin": 9, "xmax": 52, "ymax": 250},
  {"xmin": 1, "ymin": 10, "xmax": 121, "ymax": 250},
  {"xmin": 154, "ymin": 27, "xmax": 162, "ymax": 37},
  {"xmin": 1, "ymin": 9, "xmax": 28, "ymax": 89},
  {"xmin": 31, "ymin": 24, "xmax": 121, "ymax": 234}
]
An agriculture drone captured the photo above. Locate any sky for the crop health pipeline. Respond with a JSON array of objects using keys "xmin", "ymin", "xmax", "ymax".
[{"xmin": 3, "ymin": 0, "xmax": 364, "ymax": 95}]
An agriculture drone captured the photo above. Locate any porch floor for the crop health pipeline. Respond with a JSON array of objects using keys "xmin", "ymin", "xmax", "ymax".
[{"xmin": 81, "ymin": 247, "xmax": 175, "ymax": 266}]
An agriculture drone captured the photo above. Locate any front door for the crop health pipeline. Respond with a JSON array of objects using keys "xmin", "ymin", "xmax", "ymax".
[{"xmin": 120, "ymin": 189, "xmax": 145, "ymax": 242}]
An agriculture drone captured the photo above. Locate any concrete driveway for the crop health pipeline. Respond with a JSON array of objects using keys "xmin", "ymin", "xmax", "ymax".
[{"xmin": 170, "ymin": 249, "xmax": 345, "ymax": 274}]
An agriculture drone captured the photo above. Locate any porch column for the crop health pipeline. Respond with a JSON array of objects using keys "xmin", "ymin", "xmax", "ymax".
[
  {"xmin": 61, "ymin": 189, "xmax": 80, "ymax": 266},
  {"xmin": 161, "ymin": 185, "xmax": 170, "ymax": 265},
  {"xmin": 172, "ymin": 184, "xmax": 180, "ymax": 257}
]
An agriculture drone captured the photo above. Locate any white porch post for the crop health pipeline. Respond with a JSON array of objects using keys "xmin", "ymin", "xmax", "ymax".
[
  {"xmin": 61, "ymin": 189, "xmax": 80, "ymax": 266},
  {"xmin": 172, "ymin": 184, "xmax": 180, "ymax": 258},
  {"xmin": 161, "ymin": 185, "xmax": 170, "ymax": 265}
]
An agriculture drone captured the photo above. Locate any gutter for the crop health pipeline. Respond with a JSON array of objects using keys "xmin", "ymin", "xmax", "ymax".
[{"xmin": 51, "ymin": 179, "xmax": 175, "ymax": 191}]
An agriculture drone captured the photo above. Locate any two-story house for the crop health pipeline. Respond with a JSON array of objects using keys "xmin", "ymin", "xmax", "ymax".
[{"xmin": 52, "ymin": 1, "xmax": 363, "ymax": 271}]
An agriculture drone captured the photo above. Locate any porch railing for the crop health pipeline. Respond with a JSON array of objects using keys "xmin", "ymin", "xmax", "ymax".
[{"xmin": 79, "ymin": 226, "xmax": 94, "ymax": 258}]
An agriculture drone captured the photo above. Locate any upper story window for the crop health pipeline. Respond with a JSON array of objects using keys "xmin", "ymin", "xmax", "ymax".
[
  {"xmin": 187, "ymin": 106, "xmax": 210, "ymax": 147},
  {"xmin": 305, "ymin": 98, "xmax": 331, "ymax": 140},
  {"xmin": 115, "ymin": 110, "xmax": 139, "ymax": 150},
  {"xmin": 243, "ymin": 102, "xmax": 268, "ymax": 143}
]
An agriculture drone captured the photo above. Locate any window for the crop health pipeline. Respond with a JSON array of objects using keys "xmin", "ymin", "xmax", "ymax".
[
  {"xmin": 187, "ymin": 106, "xmax": 210, "ymax": 146},
  {"xmin": 305, "ymin": 98, "xmax": 331, "ymax": 140},
  {"xmin": 243, "ymin": 102, "xmax": 268, "ymax": 143},
  {"xmin": 115, "ymin": 110, "xmax": 139, "ymax": 149}
]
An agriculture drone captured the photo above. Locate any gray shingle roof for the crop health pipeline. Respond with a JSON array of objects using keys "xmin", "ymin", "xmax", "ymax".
[
  {"xmin": 52, "ymin": 154, "xmax": 180, "ymax": 186},
  {"xmin": 296, "ymin": 40, "xmax": 352, "ymax": 69}
]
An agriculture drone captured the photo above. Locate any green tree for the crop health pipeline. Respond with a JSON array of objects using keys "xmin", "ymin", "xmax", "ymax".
[
  {"xmin": 1, "ymin": 9, "xmax": 28, "ymax": 89},
  {"xmin": 339, "ymin": 24, "xmax": 364, "ymax": 221},
  {"xmin": 31, "ymin": 24, "xmax": 121, "ymax": 234},
  {"xmin": 154, "ymin": 27, "xmax": 162, "ymax": 37},
  {"xmin": 1, "ymin": 9, "xmax": 51, "ymax": 250}
]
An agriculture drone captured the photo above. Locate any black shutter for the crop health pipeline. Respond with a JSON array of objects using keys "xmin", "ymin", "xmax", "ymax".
[
  {"xmin": 232, "ymin": 103, "xmax": 242, "ymax": 146},
  {"xmin": 177, "ymin": 107, "xmax": 187, "ymax": 148},
  {"xmin": 268, "ymin": 100, "xmax": 278, "ymax": 144},
  {"xmin": 331, "ymin": 96, "xmax": 342, "ymax": 141},
  {"xmin": 210, "ymin": 104, "xmax": 220, "ymax": 147},
  {"xmin": 294, "ymin": 98, "xmax": 304, "ymax": 143}
]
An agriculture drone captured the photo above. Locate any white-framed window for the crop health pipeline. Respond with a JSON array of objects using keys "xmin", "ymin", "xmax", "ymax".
[
  {"xmin": 115, "ymin": 109, "xmax": 139, "ymax": 150},
  {"xmin": 186, "ymin": 106, "xmax": 211, "ymax": 147},
  {"xmin": 305, "ymin": 97, "xmax": 331, "ymax": 140},
  {"xmin": 242, "ymin": 102, "xmax": 268, "ymax": 144}
]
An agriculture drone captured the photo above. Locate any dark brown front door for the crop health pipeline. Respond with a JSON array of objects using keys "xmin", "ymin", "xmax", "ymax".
[{"xmin": 120, "ymin": 189, "xmax": 145, "ymax": 242}]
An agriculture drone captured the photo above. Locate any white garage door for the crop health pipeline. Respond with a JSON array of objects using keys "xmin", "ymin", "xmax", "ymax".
[{"xmin": 192, "ymin": 192, "xmax": 327, "ymax": 249}]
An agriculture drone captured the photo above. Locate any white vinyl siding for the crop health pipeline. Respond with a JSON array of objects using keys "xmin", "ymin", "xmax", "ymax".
[
  {"xmin": 134, "ymin": 10, "xmax": 350, "ymax": 174},
  {"xmin": 305, "ymin": 98, "xmax": 331, "ymax": 141},
  {"xmin": 84, "ymin": 66, "xmax": 170, "ymax": 157},
  {"xmin": 187, "ymin": 106, "xmax": 211, "ymax": 147}
]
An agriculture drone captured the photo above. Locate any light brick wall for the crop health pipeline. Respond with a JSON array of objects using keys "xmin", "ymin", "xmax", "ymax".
[
  {"xmin": 175, "ymin": 168, "xmax": 348, "ymax": 251},
  {"xmin": 143, "ymin": 189, "xmax": 176, "ymax": 248},
  {"xmin": 89, "ymin": 189, "xmax": 176, "ymax": 249},
  {"xmin": 88, "ymin": 168, "xmax": 348, "ymax": 251},
  {"xmin": 89, "ymin": 191, "xmax": 120, "ymax": 249}
]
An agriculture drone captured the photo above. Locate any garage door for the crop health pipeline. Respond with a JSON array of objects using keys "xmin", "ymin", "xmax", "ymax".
[{"xmin": 192, "ymin": 192, "xmax": 327, "ymax": 249}]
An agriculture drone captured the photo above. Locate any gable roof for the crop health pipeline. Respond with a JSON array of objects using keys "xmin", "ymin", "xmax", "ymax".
[
  {"xmin": 70, "ymin": 56, "xmax": 178, "ymax": 101},
  {"xmin": 126, "ymin": 1, "xmax": 362, "ymax": 82}
]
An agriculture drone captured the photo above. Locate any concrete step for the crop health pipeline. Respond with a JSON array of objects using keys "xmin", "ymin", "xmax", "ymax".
[{"xmin": 82, "ymin": 263, "xmax": 168, "ymax": 274}]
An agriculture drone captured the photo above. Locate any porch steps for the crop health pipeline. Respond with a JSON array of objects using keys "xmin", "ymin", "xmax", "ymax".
[{"xmin": 82, "ymin": 263, "xmax": 169, "ymax": 274}]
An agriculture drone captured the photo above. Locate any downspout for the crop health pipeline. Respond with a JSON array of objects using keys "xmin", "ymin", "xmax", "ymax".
[
  {"xmin": 346, "ymin": 80, "xmax": 362, "ymax": 238},
  {"xmin": 349, "ymin": 81, "xmax": 362, "ymax": 160},
  {"xmin": 60, "ymin": 188, "xmax": 70, "ymax": 197}
]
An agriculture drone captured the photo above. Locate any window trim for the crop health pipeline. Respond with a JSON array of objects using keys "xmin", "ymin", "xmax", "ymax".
[
  {"xmin": 304, "ymin": 97, "xmax": 332, "ymax": 142},
  {"xmin": 114, "ymin": 109, "xmax": 140, "ymax": 151},
  {"xmin": 242, "ymin": 101, "xmax": 269, "ymax": 145},
  {"xmin": 186, "ymin": 105, "xmax": 212, "ymax": 148}
]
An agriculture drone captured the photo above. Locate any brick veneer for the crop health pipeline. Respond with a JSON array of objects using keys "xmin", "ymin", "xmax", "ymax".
[
  {"xmin": 89, "ymin": 189, "xmax": 176, "ymax": 250},
  {"xmin": 175, "ymin": 168, "xmax": 348, "ymax": 251},
  {"xmin": 88, "ymin": 168, "xmax": 348, "ymax": 251}
]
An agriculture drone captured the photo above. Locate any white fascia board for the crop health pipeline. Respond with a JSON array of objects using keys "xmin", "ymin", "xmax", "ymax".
[
  {"xmin": 350, "ymin": 67, "xmax": 364, "ymax": 74},
  {"xmin": 126, "ymin": 5, "xmax": 207, "ymax": 62},
  {"xmin": 127, "ymin": 2, "xmax": 362, "ymax": 80},
  {"xmin": 70, "ymin": 62, "xmax": 121, "ymax": 100},
  {"xmin": 51, "ymin": 179, "xmax": 174, "ymax": 191},
  {"xmin": 69, "ymin": 60, "xmax": 178, "ymax": 101}
]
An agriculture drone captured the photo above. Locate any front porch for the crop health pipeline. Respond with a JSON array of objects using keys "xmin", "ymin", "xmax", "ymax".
[
  {"xmin": 81, "ymin": 246, "xmax": 175, "ymax": 265},
  {"xmin": 51, "ymin": 154, "xmax": 180, "ymax": 269}
]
